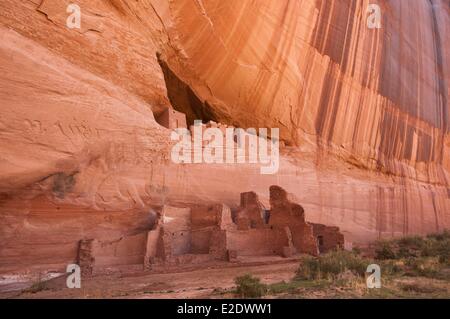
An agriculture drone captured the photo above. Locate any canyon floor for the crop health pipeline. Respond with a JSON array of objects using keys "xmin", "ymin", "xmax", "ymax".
[
  {"xmin": 1, "ymin": 252, "xmax": 449, "ymax": 299},
  {"xmin": 0, "ymin": 258, "xmax": 301, "ymax": 299}
]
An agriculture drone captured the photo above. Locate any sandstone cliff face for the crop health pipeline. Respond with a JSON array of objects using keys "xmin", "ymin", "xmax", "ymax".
[{"xmin": 0, "ymin": 0, "xmax": 449, "ymax": 273}]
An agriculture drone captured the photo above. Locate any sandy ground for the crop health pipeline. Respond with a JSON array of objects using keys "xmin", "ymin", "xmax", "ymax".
[
  {"xmin": 0, "ymin": 259, "xmax": 300, "ymax": 299},
  {"xmin": 3, "ymin": 255, "xmax": 449, "ymax": 299}
]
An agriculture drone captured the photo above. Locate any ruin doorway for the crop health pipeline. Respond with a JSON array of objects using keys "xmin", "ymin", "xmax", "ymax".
[{"xmin": 317, "ymin": 235, "xmax": 324, "ymax": 253}]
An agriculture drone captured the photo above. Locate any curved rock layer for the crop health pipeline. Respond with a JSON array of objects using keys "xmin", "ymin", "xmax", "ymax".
[{"xmin": 0, "ymin": 0, "xmax": 449, "ymax": 273}]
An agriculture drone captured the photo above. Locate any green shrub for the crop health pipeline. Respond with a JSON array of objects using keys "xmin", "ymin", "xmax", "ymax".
[
  {"xmin": 426, "ymin": 230, "xmax": 450, "ymax": 241},
  {"xmin": 296, "ymin": 250, "xmax": 369, "ymax": 280},
  {"xmin": 397, "ymin": 236, "xmax": 425, "ymax": 248},
  {"xmin": 397, "ymin": 246, "xmax": 419, "ymax": 258},
  {"xmin": 433, "ymin": 241, "xmax": 450, "ymax": 264},
  {"xmin": 235, "ymin": 274, "xmax": 267, "ymax": 298},
  {"xmin": 267, "ymin": 281, "xmax": 302, "ymax": 294},
  {"xmin": 405, "ymin": 257, "xmax": 440, "ymax": 278},
  {"xmin": 375, "ymin": 241, "xmax": 397, "ymax": 260},
  {"xmin": 296, "ymin": 256, "xmax": 320, "ymax": 280},
  {"xmin": 438, "ymin": 254, "xmax": 449, "ymax": 265},
  {"xmin": 379, "ymin": 260, "xmax": 403, "ymax": 276},
  {"xmin": 387, "ymin": 232, "xmax": 450, "ymax": 261},
  {"xmin": 400, "ymin": 282, "xmax": 445, "ymax": 294},
  {"xmin": 419, "ymin": 240, "xmax": 436, "ymax": 257}
]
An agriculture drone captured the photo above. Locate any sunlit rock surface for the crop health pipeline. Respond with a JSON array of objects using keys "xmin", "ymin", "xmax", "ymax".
[{"xmin": 0, "ymin": 0, "xmax": 449, "ymax": 273}]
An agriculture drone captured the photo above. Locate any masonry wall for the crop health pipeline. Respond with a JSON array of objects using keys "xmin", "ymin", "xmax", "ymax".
[
  {"xmin": 191, "ymin": 229, "xmax": 213, "ymax": 254},
  {"xmin": 190, "ymin": 204, "xmax": 235, "ymax": 255},
  {"xmin": 290, "ymin": 224, "xmax": 319, "ymax": 256},
  {"xmin": 191, "ymin": 205, "xmax": 220, "ymax": 228},
  {"xmin": 156, "ymin": 108, "xmax": 187, "ymax": 129},
  {"xmin": 210, "ymin": 230, "xmax": 228, "ymax": 260},
  {"xmin": 162, "ymin": 206, "xmax": 192, "ymax": 257},
  {"xmin": 312, "ymin": 223, "xmax": 345, "ymax": 253},
  {"xmin": 226, "ymin": 228, "xmax": 289, "ymax": 256},
  {"xmin": 145, "ymin": 227, "xmax": 163, "ymax": 266},
  {"xmin": 94, "ymin": 234, "xmax": 147, "ymax": 267}
]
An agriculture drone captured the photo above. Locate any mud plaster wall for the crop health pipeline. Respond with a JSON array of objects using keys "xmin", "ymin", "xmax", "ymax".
[
  {"xmin": 290, "ymin": 223, "xmax": 319, "ymax": 255},
  {"xmin": 210, "ymin": 230, "xmax": 228, "ymax": 260},
  {"xmin": 226, "ymin": 228, "xmax": 289, "ymax": 256},
  {"xmin": 91, "ymin": 233, "xmax": 147, "ymax": 267},
  {"xmin": 190, "ymin": 204, "xmax": 235, "ymax": 254},
  {"xmin": 168, "ymin": 231, "xmax": 191, "ymax": 256},
  {"xmin": 191, "ymin": 205, "xmax": 220, "ymax": 229},
  {"xmin": 155, "ymin": 108, "xmax": 187, "ymax": 129},
  {"xmin": 145, "ymin": 227, "xmax": 162, "ymax": 261},
  {"xmin": 191, "ymin": 229, "xmax": 213, "ymax": 254},
  {"xmin": 312, "ymin": 223, "xmax": 345, "ymax": 253},
  {"xmin": 162, "ymin": 206, "xmax": 191, "ymax": 256},
  {"xmin": 191, "ymin": 204, "xmax": 235, "ymax": 229}
]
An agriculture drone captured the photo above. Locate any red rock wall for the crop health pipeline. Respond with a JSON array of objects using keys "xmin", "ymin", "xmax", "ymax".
[{"xmin": 0, "ymin": 0, "xmax": 449, "ymax": 273}]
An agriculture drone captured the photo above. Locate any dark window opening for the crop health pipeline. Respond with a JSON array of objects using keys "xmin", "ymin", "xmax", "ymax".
[
  {"xmin": 318, "ymin": 236, "xmax": 324, "ymax": 246},
  {"xmin": 262, "ymin": 209, "xmax": 270, "ymax": 224}
]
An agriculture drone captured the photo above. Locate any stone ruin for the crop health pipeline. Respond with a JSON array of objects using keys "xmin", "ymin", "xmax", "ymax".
[
  {"xmin": 155, "ymin": 107, "xmax": 281, "ymax": 149},
  {"xmin": 76, "ymin": 186, "xmax": 344, "ymax": 274},
  {"xmin": 155, "ymin": 108, "xmax": 188, "ymax": 130}
]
